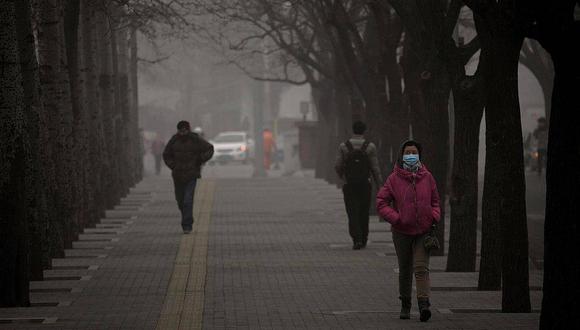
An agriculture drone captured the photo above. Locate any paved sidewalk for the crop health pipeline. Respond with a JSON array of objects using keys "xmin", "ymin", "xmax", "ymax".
[
  {"xmin": 202, "ymin": 177, "xmax": 542, "ymax": 329},
  {"xmin": 0, "ymin": 173, "xmax": 542, "ymax": 329}
]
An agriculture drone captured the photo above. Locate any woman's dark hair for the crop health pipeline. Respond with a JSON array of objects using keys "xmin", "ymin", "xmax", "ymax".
[
  {"xmin": 400, "ymin": 140, "xmax": 422, "ymax": 158},
  {"xmin": 177, "ymin": 120, "xmax": 190, "ymax": 130},
  {"xmin": 352, "ymin": 121, "xmax": 366, "ymax": 135}
]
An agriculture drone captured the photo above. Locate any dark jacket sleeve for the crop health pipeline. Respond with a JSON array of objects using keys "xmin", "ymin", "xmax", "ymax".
[
  {"xmin": 198, "ymin": 137, "xmax": 214, "ymax": 164},
  {"xmin": 162, "ymin": 136, "xmax": 176, "ymax": 170}
]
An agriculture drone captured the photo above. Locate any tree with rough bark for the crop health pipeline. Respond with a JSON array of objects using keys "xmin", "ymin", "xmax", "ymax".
[
  {"xmin": 464, "ymin": 0, "xmax": 532, "ymax": 312},
  {"xmin": 15, "ymin": 0, "xmax": 53, "ymax": 281},
  {"xmin": 445, "ymin": 6, "xmax": 484, "ymax": 273}
]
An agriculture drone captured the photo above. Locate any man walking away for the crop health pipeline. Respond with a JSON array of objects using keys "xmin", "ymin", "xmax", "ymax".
[
  {"xmin": 163, "ymin": 121, "xmax": 214, "ymax": 234},
  {"xmin": 335, "ymin": 121, "xmax": 382, "ymax": 250}
]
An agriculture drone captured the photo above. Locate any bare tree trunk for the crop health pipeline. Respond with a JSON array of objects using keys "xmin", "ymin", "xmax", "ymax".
[
  {"xmin": 116, "ymin": 13, "xmax": 132, "ymax": 193},
  {"xmin": 109, "ymin": 5, "xmax": 124, "ymax": 202},
  {"xmin": 63, "ymin": 0, "xmax": 87, "ymax": 237},
  {"xmin": 475, "ymin": 14, "xmax": 531, "ymax": 311},
  {"xmin": 36, "ymin": 0, "xmax": 72, "ymax": 255},
  {"xmin": 15, "ymin": 0, "xmax": 50, "ymax": 281},
  {"xmin": 0, "ymin": 0, "xmax": 30, "ymax": 307},
  {"xmin": 128, "ymin": 21, "xmax": 142, "ymax": 183},
  {"xmin": 109, "ymin": 5, "xmax": 126, "ymax": 200},
  {"xmin": 447, "ymin": 74, "xmax": 484, "ymax": 272},
  {"xmin": 80, "ymin": 0, "xmax": 106, "ymax": 221},
  {"xmin": 96, "ymin": 4, "xmax": 118, "ymax": 208}
]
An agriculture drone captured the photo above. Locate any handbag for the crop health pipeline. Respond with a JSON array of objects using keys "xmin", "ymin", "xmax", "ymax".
[{"xmin": 423, "ymin": 224, "xmax": 440, "ymax": 251}]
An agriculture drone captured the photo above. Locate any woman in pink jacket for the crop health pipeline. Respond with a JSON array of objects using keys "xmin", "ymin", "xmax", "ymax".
[{"xmin": 376, "ymin": 140, "xmax": 441, "ymax": 322}]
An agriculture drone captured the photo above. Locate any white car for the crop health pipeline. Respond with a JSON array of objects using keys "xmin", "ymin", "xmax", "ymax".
[{"xmin": 210, "ymin": 131, "xmax": 253, "ymax": 164}]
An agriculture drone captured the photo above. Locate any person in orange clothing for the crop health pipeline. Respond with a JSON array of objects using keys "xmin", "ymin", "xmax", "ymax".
[{"xmin": 263, "ymin": 128, "xmax": 276, "ymax": 170}]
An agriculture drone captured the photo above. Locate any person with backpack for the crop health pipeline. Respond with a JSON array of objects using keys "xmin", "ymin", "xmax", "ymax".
[
  {"xmin": 334, "ymin": 121, "xmax": 382, "ymax": 250},
  {"xmin": 163, "ymin": 121, "xmax": 214, "ymax": 234},
  {"xmin": 376, "ymin": 140, "xmax": 441, "ymax": 322}
]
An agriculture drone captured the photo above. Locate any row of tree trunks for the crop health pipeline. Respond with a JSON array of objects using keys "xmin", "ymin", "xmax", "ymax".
[{"xmin": 0, "ymin": 0, "xmax": 143, "ymax": 307}]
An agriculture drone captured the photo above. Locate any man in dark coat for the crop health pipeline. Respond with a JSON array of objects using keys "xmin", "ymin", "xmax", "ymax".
[{"xmin": 163, "ymin": 121, "xmax": 214, "ymax": 233}]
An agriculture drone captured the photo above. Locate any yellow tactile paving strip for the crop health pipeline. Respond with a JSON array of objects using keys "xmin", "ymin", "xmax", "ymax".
[{"xmin": 156, "ymin": 180, "xmax": 216, "ymax": 330}]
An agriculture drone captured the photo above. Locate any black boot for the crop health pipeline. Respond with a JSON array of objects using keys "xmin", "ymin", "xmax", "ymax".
[
  {"xmin": 399, "ymin": 297, "xmax": 411, "ymax": 319},
  {"xmin": 418, "ymin": 298, "xmax": 431, "ymax": 322}
]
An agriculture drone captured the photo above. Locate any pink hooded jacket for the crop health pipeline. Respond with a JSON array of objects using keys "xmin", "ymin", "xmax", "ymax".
[{"xmin": 376, "ymin": 164, "xmax": 441, "ymax": 236}]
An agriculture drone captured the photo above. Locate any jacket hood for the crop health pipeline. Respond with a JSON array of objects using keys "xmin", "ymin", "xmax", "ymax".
[{"xmin": 398, "ymin": 139, "xmax": 422, "ymax": 159}]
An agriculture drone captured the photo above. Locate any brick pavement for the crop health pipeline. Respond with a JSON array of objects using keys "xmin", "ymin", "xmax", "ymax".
[
  {"xmin": 0, "ymin": 171, "xmax": 542, "ymax": 329},
  {"xmin": 0, "ymin": 174, "xmax": 182, "ymax": 329},
  {"xmin": 202, "ymin": 176, "xmax": 542, "ymax": 329}
]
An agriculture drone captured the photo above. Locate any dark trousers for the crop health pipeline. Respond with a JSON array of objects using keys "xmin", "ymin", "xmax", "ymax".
[
  {"xmin": 342, "ymin": 182, "xmax": 371, "ymax": 244},
  {"xmin": 173, "ymin": 178, "xmax": 197, "ymax": 230}
]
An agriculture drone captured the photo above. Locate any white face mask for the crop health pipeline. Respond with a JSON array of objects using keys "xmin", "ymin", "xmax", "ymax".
[{"xmin": 402, "ymin": 154, "xmax": 419, "ymax": 166}]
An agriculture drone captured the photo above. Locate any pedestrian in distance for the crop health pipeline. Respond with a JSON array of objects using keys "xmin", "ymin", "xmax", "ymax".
[
  {"xmin": 163, "ymin": 121, "xmax": 214, "ymax": 234},
  {"xmin": 533, "ymin": 117, "xmax": 548, "ymax": 176},
  {"xmin": 151, "ymin": 135, "xmax": 165, "ymax": 175},
  {"xmin": 263, "ymin": 128, "xmax": 275, "ymax": 170},
  {"xmin": 376, "ymin": 140, "xmax": 441, "ymax": 322},
  {"xmin": 335, "ymin": 121, "xmax": 382, "ymax": 250}
]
